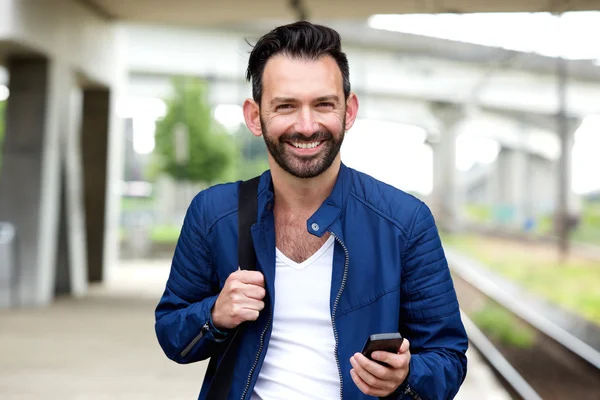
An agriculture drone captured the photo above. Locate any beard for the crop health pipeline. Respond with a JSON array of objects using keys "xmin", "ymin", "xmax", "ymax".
[{"xmin": 260, "ymin": 115, "xmax": 346, "ymax": 179}]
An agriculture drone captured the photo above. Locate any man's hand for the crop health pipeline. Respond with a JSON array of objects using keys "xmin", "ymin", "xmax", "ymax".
[
  {"xmin": 350, "ymin": 338, "xmax": 411, "ymax": 397},
  {"xmin": 211, "ymin": 269, "xmax": 266, "ymax": 330}
]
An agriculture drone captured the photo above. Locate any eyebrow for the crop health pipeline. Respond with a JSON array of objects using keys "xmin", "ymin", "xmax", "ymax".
[
  {"xmin": 270, "ymin": 97, "xmax": 297, "ymax": 106},
  {"xmin": 315, "ymin": 95, "xmax": 340, "ymax": 103},
  {"xmin": 270, "ymin": 95, "xmax": 341, "ymax": 106}
]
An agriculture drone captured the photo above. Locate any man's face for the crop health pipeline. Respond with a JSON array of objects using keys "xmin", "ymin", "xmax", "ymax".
[{"xmin": 256, "ymin": 55, "xmax": 353, "ymax": 179}]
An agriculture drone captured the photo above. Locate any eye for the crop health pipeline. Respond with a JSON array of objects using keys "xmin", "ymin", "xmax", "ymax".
[
  {"xmin": 317, "ymin": 102, "xmax": 334, "ymax": 108},
  {"xmin": 275, "ymin": 104, "xmax": 293, "ymax": 111}
]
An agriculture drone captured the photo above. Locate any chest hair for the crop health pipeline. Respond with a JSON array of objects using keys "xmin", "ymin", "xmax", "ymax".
[{"xmin": 275, "ymin": 212, "xmax": 330, "ymax": 263}]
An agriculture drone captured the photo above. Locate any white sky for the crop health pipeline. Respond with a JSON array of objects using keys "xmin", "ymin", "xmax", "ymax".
[{"xmin": 368, "ymin": 12, "xmax": 600, "ymax": 62}]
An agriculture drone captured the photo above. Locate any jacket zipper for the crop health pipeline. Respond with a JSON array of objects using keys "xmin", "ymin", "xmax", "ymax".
[
  {"xmin": 180, "ymin": 321, "xmax": 209, "ymax": 358},
  {"xmin": 403, "ymin": 384, "xmax": 423, "ymax": 400},
  {"xmin": 331, "ymin": 232, "xmax": 349, "ymax": 400},
  {"xmin": 240, "ymin": 306, "xmax": 273, "ymax": 400}
]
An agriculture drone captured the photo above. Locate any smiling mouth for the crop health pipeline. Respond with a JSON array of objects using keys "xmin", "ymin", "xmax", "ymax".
[{"xmin": 288, "ymin": 141, "xmax": 324, "ymax": 149}]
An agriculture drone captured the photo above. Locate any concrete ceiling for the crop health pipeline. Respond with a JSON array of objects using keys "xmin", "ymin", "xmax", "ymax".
[{"xmin": 83, "ymin": 0, "xmax": 600, "ymax": 24}]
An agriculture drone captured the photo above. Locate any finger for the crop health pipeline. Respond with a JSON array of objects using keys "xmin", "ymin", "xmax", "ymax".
[
  {"xmin": 236, "ymin": 271, "xmax": 265, "ymax": 286},
  {"xmin": 399, "ymin": 338, "xmax": 410, "ymax": 353},
  {"xmin": 371, "ymin": 350, "xmax": 410, "ymax": 370},
  {"xmin": 353, "ymin": 353, "xmax": 390, "ymax": 380},
  {"xmin": 237, "ymin": 307, "xmax": 260, "ymax": 322},
  {"xmin": 228, "ymin": 280, "xmax": 265, "ymax": 299},
  {"xmin": 350, "ymin": 355, "xmax": 389, "ymax": 390},
  {"xmin": 242, "ymin": 284, "xmax": 266, "ymax": 300},
  {"xmin": 350, "ymin": 369, "xmax": 387, "ymax": 397},
  {"xmin": 350, "ymin": 368, "xmax": 369, "ymax": 394},
  {"xmin": 242, "ymin": 298, "xmax": 265, "ymax": 312}
]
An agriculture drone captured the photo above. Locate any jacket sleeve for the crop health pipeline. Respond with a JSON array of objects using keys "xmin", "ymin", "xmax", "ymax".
[
  {"xmin": 154, "ymin": 191, "xmax": 227, "ymax": 364},
  {"xmin": 396, "ymin": 202, "xmax": 469, "ymax": 400}
]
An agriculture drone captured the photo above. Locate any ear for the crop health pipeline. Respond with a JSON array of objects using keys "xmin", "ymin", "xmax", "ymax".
[
  {"xmin": 243, "ymin": 98, "xmax": 262, "ymax": 137},
  {"xmin": 343, "ymin": 92, "xmax": 359, "ymax": 131}
]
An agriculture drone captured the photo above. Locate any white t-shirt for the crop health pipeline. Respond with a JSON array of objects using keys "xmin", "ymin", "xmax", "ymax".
[{"xmin": 251, "ymin": 235, "xmax": 340, "ymax": 400}]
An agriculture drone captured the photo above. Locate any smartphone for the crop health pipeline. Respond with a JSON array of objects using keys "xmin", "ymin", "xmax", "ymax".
[{"xmin": 361, "ymin": 333, "xmax": 404, "ymax": 365}]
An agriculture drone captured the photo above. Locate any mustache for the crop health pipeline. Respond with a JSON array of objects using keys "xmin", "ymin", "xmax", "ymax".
[{"xmin": 279, "ymin": 131, "xmax": 333, "ymax": 143}]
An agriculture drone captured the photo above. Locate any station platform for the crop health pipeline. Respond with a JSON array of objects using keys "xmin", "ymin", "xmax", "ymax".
[{"xmin": 0, "ymin": 259, "xmax": 511, "ymax": 399}]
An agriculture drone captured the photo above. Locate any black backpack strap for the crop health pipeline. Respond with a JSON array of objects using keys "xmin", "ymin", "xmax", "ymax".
[
  {"xmin": 237, "ymin": 176, "xmax": 260, "ymax": 271},
  {"xmin": 206, "ymin": 176, "xmax": 261, "ymax": 399}
]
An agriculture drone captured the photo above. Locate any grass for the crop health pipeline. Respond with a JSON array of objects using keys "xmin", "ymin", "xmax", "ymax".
[
  {"xmin": 462, "ymin": 201, "xmax": 600, "ymax": 245},
  {"xmin": 463, "ymin": 204, "xmax": 493, "ymax": 222},
  {"xmin": 119, "ymin": 224, "xmax": 182, "ymax": 244},
  {"xmin": 471, "ymin": 302, "xmax": 536, "ymax": 348},
  {"xmin": 443, "ymin": 233, "xmax": 600, "ymax": 325},
  {"xmin": 121, "ymin": 196, "xmax": 154, "ymax": 211},
  {"xmin": 119, "ymin": 196, "xmax": 183, "ymax": 244},
  {"xmin": 150, "ymin": 225, "xmax": 182, "ymax": 244}
]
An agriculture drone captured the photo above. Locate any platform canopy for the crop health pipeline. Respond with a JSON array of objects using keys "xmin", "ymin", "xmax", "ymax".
[{"xmin": 84, "ymin": 0, "xmax": 600, "ymax": 24}]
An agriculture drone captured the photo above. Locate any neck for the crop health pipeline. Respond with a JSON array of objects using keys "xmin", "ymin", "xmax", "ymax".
[{"xmin": 271, "ymin": 157, "xmax": 341, "ymax": 214}]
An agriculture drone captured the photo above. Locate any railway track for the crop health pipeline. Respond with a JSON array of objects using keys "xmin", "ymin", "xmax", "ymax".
[{"xmin": 447, "ymin": 248, "xmax": 600, "ymax": 400}]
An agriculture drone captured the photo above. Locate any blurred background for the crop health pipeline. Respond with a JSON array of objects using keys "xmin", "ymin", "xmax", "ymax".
[{"xmin": 1, "ymin": 1, "xmax": 599, "ymax": 399}]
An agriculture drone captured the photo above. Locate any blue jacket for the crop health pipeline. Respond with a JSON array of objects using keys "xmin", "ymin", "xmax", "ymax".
[{"xmin": 155, "ymin": 163, "xmax": 468, "ymax": 400}]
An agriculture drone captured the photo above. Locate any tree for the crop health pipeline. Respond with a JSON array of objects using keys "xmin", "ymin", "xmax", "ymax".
[{"xmin": 153, "ymin": 77, "xmax": 236, "ymax": 184}]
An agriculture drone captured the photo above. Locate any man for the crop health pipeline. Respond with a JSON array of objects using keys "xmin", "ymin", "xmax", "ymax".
[{"xmin": 155, "ymin": 21, "xmax": 468, "ymax": 400}]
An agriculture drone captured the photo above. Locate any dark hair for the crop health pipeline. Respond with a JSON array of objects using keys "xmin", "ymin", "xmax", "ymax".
[{"xmin": 245, "ymin": 21, "xmax": 351, "ymax": 105}]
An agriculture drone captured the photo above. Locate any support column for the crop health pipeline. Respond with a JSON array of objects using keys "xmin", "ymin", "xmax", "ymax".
[
  {"xmin": 554, "ymin": 56, "xmax": 584, "ymax": 259},
  {"xmin": 522, "ymin": 147, "xmax": 534, "ymax": 228},
  {"xmin": 0, "ymin": 56, "xmax": 89, "ymax": 306},
  {"xmin": 494, "ymin": 147, "xmax": 527, "ymax": 228},
  {"xmin": 58, "ymin": 84, "xmax": 88, "ymax": 297},
  {"xmin": 555, "ymin": 125, "xmax": 577, "ymax": 252},
  {"xmin": 0, "ymin": 57, "xmax": 52, "ymax": 306},
  {"xmin": 81, "ymin": 88, "xmax": 110, "ymax": 283},
  {"xmin": 429, "ymin": 102, "xmax": 464, "ymax": 232}
]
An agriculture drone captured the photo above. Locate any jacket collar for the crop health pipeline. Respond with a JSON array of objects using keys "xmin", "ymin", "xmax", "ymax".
[{"xmin": 256, "ymin": 163, "xmax": 352, "ymax": 238}]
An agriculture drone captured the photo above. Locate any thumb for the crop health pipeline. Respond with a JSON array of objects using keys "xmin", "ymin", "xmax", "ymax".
[{"xmin": 399, "ymin": 338, "xmax": 410, "ymax": 353}]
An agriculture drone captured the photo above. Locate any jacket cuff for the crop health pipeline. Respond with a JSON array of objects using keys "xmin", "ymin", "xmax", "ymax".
[
  {"xmin": 207, "ymin": 297, "xmax": 231, "ymax": 342},
  {"xmin": 379, "ymin": 374, "xmax": 409, "ymax": 400},
  {"xmin": 379, "ymin": 365, "xmax": 423, "ymax": 400}
]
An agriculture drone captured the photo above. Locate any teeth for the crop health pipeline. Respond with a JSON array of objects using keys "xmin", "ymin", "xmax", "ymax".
[{"xmin": 292, "ymin": 141, "xmax": 320, "ymax": 149}]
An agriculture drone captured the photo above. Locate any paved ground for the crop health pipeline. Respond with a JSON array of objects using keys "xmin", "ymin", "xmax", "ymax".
[{"xmin": 0, "ymin": 259, "xmax": 511, "ymax": 399}]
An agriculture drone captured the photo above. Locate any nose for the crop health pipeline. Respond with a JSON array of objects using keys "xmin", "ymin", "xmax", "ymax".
[{"xmin": 293, "ymin": 107, "xmax": 319, "ymax": 136}]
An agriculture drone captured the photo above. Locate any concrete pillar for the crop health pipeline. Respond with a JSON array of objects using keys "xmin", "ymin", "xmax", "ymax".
[
  {"xmin": 493, "ymin": 147, "xmax": 529, "ymax": 228},
  {"xmin": 522, "ymin": 149, "xmax": 534, "ymax": 226},
  {"xmin": 555, "ymin": 125, "xmax": 579, "ymax": 239},
  {"xmin": 59, "ymin": 84, "xmax": 88, "ymax": 298},
  {"xmin": 55, "ymin": 167, "xmax": 71, "ymax": 295},
  {"xmin": 81, "ymin": 88, "xmax": 110, "ymax": 283},
  {"xmin": 528, "ymin": 153, "xmax": 556, "ymax": 216},
  {"xmin": 429, "ymin": 102, "xmax": 464, "ymax": 232},
  {"xmin": 0, "ymin": 57, "xmax": 51, "ymax": 306},
  {"xmin": 0, "ymin": 56, "xmax": 88, "ymax": 306}
]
